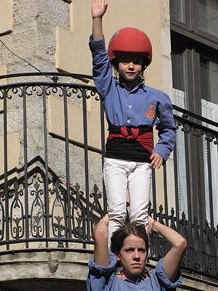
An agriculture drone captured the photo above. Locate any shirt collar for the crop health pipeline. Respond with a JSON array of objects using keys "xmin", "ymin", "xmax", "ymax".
[
  {"xmin": 116, "ymin": 268, "xmax": 148, "ymax": 283},
  {"xmin": 115, "ymin": 77, "xmax": 147, "ymax": 93}
]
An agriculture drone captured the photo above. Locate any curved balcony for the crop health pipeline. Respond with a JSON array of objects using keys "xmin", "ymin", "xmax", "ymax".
[{"xmin": 0, "ymin": 73, "xmax": 218, "ymax": 289}]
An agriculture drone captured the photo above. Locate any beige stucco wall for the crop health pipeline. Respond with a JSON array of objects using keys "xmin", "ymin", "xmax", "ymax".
[
  {"xmin": 48, "ymin": 94, "xmax": 103, "ymax": 149},
  {"xmin": 0, "ymin": 0, "xmax": 13, "ymax": 35},
  {"xmin": 0, "ymin": 64, "xmax": 21, "ymax": 182},
  {"xmin": 0, "ymin": 65, "xmax": 7, "ymax": 113},
  {"xmin": 0, "ymin": 133, "xmax": 20, "ymax": 182}
]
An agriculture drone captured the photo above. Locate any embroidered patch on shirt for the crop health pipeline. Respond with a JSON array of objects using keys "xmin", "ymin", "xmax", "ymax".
[{"xmin": 145, "ymin": 105, "xmax": 155, "ymax": 118}]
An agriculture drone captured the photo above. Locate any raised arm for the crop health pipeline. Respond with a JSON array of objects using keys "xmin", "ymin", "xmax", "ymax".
[
  {"xmin": 91, "ymin": 0, "xmax": 108, "ymax": 40},
  {"xmin": 148, "ymin": 216, "xmax": 187, "ymax": 281},
  {"xmin": 92, "ymin": 215, "xmax": 110, "ymax": 266}
]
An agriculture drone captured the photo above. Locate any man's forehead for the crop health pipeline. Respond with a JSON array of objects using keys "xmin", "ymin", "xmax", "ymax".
[{"xmin": 122, "ymin": 234, "xmax": 146, "ymax": 247}]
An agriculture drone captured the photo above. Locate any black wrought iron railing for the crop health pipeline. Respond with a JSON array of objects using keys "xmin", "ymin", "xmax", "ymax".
[{"xmin": 0, "ymin": 73, "xmax": 217, "ymax": 280}]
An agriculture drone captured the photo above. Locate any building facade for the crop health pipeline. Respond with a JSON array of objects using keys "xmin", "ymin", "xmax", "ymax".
[{"xmin": 0, "ymin": 0, "xmax": 217, "ymax": 290}]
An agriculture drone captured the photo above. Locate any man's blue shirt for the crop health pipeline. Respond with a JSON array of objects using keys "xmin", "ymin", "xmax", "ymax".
[
  {"xmin": 87, "ymin": 252, "xmax": 182, "ymax": 291},
  {"xmin": 89, "ymin": 37, "xmax": 176, "ymax": 161}
]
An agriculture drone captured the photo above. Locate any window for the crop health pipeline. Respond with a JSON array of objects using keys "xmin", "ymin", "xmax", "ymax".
[
  {"xmin": 170, "ymin": 0, "xmax": 218, "ymax": 40},
  {"xmin": 170, "ymin": 0, "xmax": 186, "ymax": 24},
  {"xmin": 170, "ymin": 0, "xmax": 218, "ymax": 226},
  {"xmin": 171, "ymin": 47, "xmax": 188, "ymax": 107},
  {"xmin": 197, "ymin": 0, "xmax": 218, "ymax": 38},
  {"xmin": 170, "ymin": 0, "xmax": 218, "ymax": 117},
  {"xmin": 171, "ymin": 45, "xmax": 218, "ymax": 115},
  {"xmin": 200, "ymin": 57, "xmax": 218, "ymax": 104}
]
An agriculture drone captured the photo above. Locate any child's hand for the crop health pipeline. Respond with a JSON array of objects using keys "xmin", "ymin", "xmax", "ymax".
[
  {"xmin": 147, "ymin": 216, "xmax": 156, "ymax": 234},
  {"xmin": 150, "ymin": 152, "xmax": 163, "ymax": 169},
  {"xmin": 92, "ymin": 0, "xmax": 108, "ymax": 19},
  {"xmin": 92, "ymin": 214, "xmax": 109, "ymax": 241}
]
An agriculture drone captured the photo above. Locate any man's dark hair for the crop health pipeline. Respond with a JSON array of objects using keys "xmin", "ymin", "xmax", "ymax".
[{"xmin": 110, "ymin": 222, "xmax": 149, "ymax": 254}]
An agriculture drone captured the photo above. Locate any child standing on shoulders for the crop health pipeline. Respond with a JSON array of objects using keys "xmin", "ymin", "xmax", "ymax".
[{"xmin": 89, "ymin": 0, "xmax": 176, "ymax": 241}]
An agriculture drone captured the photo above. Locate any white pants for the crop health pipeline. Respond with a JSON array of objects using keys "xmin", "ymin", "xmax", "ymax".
[{"xmin": 103, "ymin": 158, "xmax": 151, "ymax": 241}]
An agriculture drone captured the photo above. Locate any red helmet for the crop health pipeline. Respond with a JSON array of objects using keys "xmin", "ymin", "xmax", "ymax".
[{"xmin": 108, "ymin": 27, "xmax": 152, "ymax": 66}]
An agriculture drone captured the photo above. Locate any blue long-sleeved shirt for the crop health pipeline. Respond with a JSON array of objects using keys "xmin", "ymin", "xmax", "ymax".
[
  {"xmin": 89, "ymin": 37, "xmax": 176, "ymax": 161},
  {"xmin": 87, "ymin": 252, "xmax": 182, "ymax": 291}
]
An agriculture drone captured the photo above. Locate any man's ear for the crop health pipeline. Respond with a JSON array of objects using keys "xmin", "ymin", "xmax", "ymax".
[{"xmin": 116, "ymin": 253, "xmax": 121, "ymax": 261}]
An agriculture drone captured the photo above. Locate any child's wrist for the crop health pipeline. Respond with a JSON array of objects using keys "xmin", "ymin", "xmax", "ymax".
[
  {"xmin": 92, "ymin": 16, "xmax": 103, "ymax": 20},
  {"xmin": 151, "ymin": 219, "xmax": 158, "ymax": 232}
]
